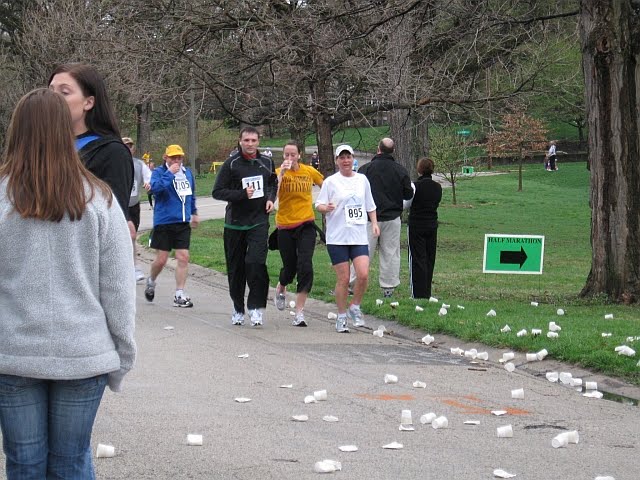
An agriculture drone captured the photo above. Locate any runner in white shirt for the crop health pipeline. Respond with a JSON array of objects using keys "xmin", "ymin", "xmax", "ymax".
[{"xmin": 316, "ymin": 145, "xmax": 380, "ymax": 332}]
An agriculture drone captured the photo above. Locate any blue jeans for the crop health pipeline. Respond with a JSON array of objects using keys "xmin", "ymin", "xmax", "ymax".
[{"xmin": 0, "ymin": 374, "xmax": 107, "ymax": 480}]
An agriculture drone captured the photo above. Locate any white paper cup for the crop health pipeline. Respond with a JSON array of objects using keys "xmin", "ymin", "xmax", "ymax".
[
  {"xmin": 422, "ymin": 334, "xmax": 434, "ymax": 345},
  {"xmin": 526, "ymin": 353, "xmax": 538, "ymax": 361},
  {"xmin": 536, "ymin": 349, "xmax": 548, "ymax": 360},
  {"xmin": 401, "ymin": 409, "xmax": 413, "ymax": 425},
  {"xmin": 517, "ymin": 329, "xmax": 527, "ymax": 337},
  {"xmin": 373, "ymin": 329, "xmax": 384, "ymax": 337},
  {"xmin": 327, "ymin": 312, "xmax": 337, "ymax": 320},
  {"xmin": 502, "ymin": 352, "xmax": 515, "ymax": 362},
  {"xmin": 496, "ymin": 424, "xmax": 513, "ymax": 438},
  {"xmin": 565, "ymin": 430, "xmax": 579, "ymax": 444},
  {"xmin": 604, "ymin": 313, "xmax": 614, "ymax": 319},
  {"xmin": 186, "ymin": 434, "xmax": 203, "ymax": 446},
  {"xmin": 570, "ymin": 378, "xmax": 583, "ymax": 387},
  {"xmin": 546, "ymin": 372, "xmax": 559, "ymax": 382},
  {"xmin": 428, "ymin": 297, "xmax": 438, "ymax": 303},
  {"xmin": 313, "ymin": 389, "xmax": 328, "ymax": 401},
  {"xmin": 559, "ymin": 372, "xmax": 573, "ymax": 384},
  {"xmin": 556, "ymin": 308, "xmax": 565, "ymax": 316},
  {"xmin": 438, "ymin": 307, "xmax": 447, "ymax": 316},
  {"xmin": 511, "ymin": 388, "xmax": 525, "ymax": 399},
  {"xmin": 420, "ymin": 413, "xmax": 437, "ymax": 424},
  {"xmin": 476, "ymin": 352, "xmax": 489, "ymax": 361},
  {"xmin": 547, "ymin": 331, "xmax": 559, "ymax": 338},
  {"xmin": 431, "ymin": 416, "xmax": 448, "ymax": 429},
  {"xmin": 96, "ymin": 443, "xmax": 115, "ymax": 458},
  {"xmin": 531, "ymin": 329, "xmax": 542, "ymax": 336},
  {"xmin": 375, "ymin": 299, "xmax": 383, "ymax": 306},
  {"xmin": 549, "ymin": 321, "xmax": 562, "ymax": 332},
  {"xmin": 464, "ymin": 350, "xmax": 477, "ymax": 359},
  {"xmin": 585, "ymin": 381, "xmax": 598, "ymax": 390},
  {"xmin": 531, "ymin": 301, "xmax": 539, "ymax": 306},
  {"xmin": 504, "ymin": 362, "xmax": 516, "ymax": 372},
  {"xmin": 390, "ymin": 302, "xmax": 399, "ymax": 308},
  {"xmin": 415, "ymin": 305, "xmax": 424, "ymax": 312},
  {"xmin": 500, "ymin": 325, "xmax": 511, "ymax": 333},
  {"xmin": 384, "ymin": 374, "xmax": 398, "ymax": 384},
  {"xmin": 552, "ymin": 432, "xmax": 569, "ymax": 448}
]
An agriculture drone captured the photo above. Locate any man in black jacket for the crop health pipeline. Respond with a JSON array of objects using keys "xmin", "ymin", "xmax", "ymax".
[
  {"xmin": 353, "ymin": 138, "xmax": 413, "ymax": 297},
  {"xmin": 212, "ymin": 127, "xmax": 277, "ymax": 327}
]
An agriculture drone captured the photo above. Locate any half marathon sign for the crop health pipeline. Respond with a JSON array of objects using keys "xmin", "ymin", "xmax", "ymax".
[{"xmin": 483, "ymin": 234, "xmax": 545, "ymax": 275}]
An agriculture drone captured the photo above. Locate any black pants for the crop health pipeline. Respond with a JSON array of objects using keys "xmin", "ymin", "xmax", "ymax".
[
  {"xmin": 548, "ymin": 155, "xmax": 557, "ymax": 170},
  {"xmin": 278, "ymin": 222, "xmax": 316, "ymax": 293},
  {"xmin": 408, "ymin": 226, "xmax": 438, "ymax": 299},
  {"xmin": 148, "ymin": 193, "xmax": 154, "ymax": 208},
  {"xmin": 224, "ymin": 223, "xmax": 269, "ymax": 313}
]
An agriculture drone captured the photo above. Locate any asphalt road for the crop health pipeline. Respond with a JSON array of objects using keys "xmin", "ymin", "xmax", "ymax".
[{"xmin": 1, "ymin": 199, "xmax": 638, "ymax": 479}]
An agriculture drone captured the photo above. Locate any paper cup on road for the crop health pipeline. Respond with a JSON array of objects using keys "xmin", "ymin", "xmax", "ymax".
[
  {"xmin": 384, "ymin": 374, "xmax": 398, "ymax": 384},
  {"xmin": 511, "ymin": 388, "xmax": 525, "ymax": 399},
  {"xmin": 431, "ymin": 416, "xmax": 448, "ymax": 429},
  {"xmin": 604, "ymin": 313, "xmax": 614, "ymax": 319},
  {"xmin": 304, "ymin": 395, "xmax": 318, "ymax": 404},
  {"xmin": 501, "ymin": 352, "xmax": 515, "ymax": 362},
  {"xmin": 373, "ymin": 329, "xmax": 384, "ymax": 337},
  {"xmin": 477, "ymin": 352, "xmax": 489, "ymax": 361},
  {"xmin": 314, "ymin": 460, "xmax": 342, "ymax": 473},
  {"xmin": 338, "ymin": 445, "xmax": 358, "ymax": 452},
  {"xmin": 186, "ymin": 434, "xmax": 203, "ymax": 446},
  {"xmin": 552, "ymin": 432, "xmax": 570, "ymax": 448},
  {"xmin": 327, "ymin": 312, "xmax": 337, "ymax": 320},
  {"xmin": 559, "ymin": 372, "xmax": 573, "ymax": 384},
  {"xmin": 292, "ymin": 415, "xmax": 309, "ymax": 422},
  {"xmin": 450, "ymin": 347, "xmax": 464, "ymax": 355},
  {"xmin": 536, "ymin": 348, "xmax": 548, "ymax": 360},
  {"xmin": 546, "ymin": 372, "xmax": 559, "ymax": 382},
  {"xmin": 420, "ymin": 413, "xmax": 437, "ymax": 424},
  {"xmin": 377, "ymin": 325, "xmax": 387, "ymax": 333},
  {"xmin": 594, "ymin": 476, "xmax": 615, "ymax": 480},
  {"xmin": 496, "ymin": 425, "xmax": 513, "ymax": 438},
  {"xmin": 96, "ymin": 443, "xmax": 115, "ymax": 458},
  {"xmin": 422, "ymin": 334, "xmax": 435, "ymax": 345},
  {"xmin": 565, "ymin": 430, "xmax": 579, "ymax": 444},
  {"xmin": 464, "ymin": 349, "xmax": 477, "ymax": 359},
  {"xmin": 504, "ymin": 362, "xmax": 516, "ymax": 372},
  {"xmin": 585, "ymin": 381, "xmax": 598, "ymax": 390},
  {"xmin": 314, "ymin": 390, "xmax": 328, "ymax": 401},
  {"xmin": 570, "ymin": 378, "xmax": 583, "ymax": 387},
  {"xmin": 412, "ymin": 380, "xmax": 427, "ymax": 388},
  {"xmin": 400, "ymin": 409, "xmax": 413, "ymax": 425},
  {"xmin": 526, "ymin": 353, "xmax": 538, "ymax": 361}
]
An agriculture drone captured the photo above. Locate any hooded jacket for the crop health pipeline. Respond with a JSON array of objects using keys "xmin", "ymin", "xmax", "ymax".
[
  {"xmin": 358, "ymin": 153, "xmax": 413, "ymax": 221},
  {"xmin": 78, "ymin": 134, "xmax": 134, "ymax": 219},
  {"xmin": 212, "ymin": 151, "xmax": 277, "ymax": 228},
  {"xmin": 150, "ymin": 163, "xmax": 198, "ymax": 226}
]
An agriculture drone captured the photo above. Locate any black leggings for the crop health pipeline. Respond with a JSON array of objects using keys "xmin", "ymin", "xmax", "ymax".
[{"xmin": 277, "ymin": 222, "xmax": 317, "ymax": 293}]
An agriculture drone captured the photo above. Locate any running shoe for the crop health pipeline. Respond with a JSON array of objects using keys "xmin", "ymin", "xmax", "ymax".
[
  {"xmin": 291, "ymin": 311, "xmax": 307, "ymax": 327},
  {"xmin": 173, "ymin": 295, "xmax": 193, "ymax": 308},
  {"xmin": 231, "ymin": 311, "xmax": 245, "ymax": 326},
  {"xmin": 135, "ymin": 269, "xmax": 146, "ymax": 283},
  {"xmin": 250, "ymin": 308, "xmax": 264, "ymax": 327},
  {"xmin": 144, "ymin": 278, "xmax": 155, "ymax": 302},
  {"xmin": 348, "ymin": 304, "xmax": 366, "ymax": 327},
  {"xmin": 274, "ymin": 288, "xmax": 286, "ymax": 311},
  {"xmin": 335, "ymin": 314, "xmax": 349, "ymax": 333}
]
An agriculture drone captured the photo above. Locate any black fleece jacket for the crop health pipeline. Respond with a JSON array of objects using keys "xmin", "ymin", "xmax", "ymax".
[
  {"xmin": 79, "ymin": 134, "xmax": 134, "ymax": 219},
  {"xmin": 211, "ymin": 151, "xmax": 277, "ymax": 228},
  {"xmin": 358, "ymin": 153, "xmax": 413, "ymax": 221},
  {"xmin": 409, "ymin": 174, "xmax": 442, "ymax": 230}
]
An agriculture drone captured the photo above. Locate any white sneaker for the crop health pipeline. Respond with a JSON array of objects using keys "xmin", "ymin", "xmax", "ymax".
[
  {"xmin": 348, "ymin": 304, "xmax": 365, "ymax": 327},
  {"xmin": 250, "ymin": 309, "xmax": 264, "ymax": 327},
  {"xmin": 291, "ymin": 311, "xmax": 307, "ymax": 327},
  {"xmin": 135, "ymin": 269, "xmax": 145, "ymax": 283},
  {"xmin": 274, "ymin": 287, "xmax": 286, "ymax": 311},
  {"xmin": 231, "ymin": 311, "xmax": 244, "ymax": 326},
  {"xmin": 335, "ymin": 314, "xmax": 349, "ymax": 333}
]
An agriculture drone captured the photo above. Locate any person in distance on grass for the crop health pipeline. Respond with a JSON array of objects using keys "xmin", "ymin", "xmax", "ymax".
[
  {"xmin": 407, "ymin": 158, "xmax": 442, "ymax": 299},
  {"xmin": 273, "ymin": 140, "xmax": 324, "ymax": 327},
  {"xmin": 212, "ymin": 127, "xmax": 277, "ymax": 327},
  {"xmin": 145, "ymin": 144, "xmax": 199, "ymax": 308},
  {"xmin": 0, "ymin": 88, "xmax": 136, "ymax": 479},
  {"xmin": 315, "ymin": 144, "xmax": 379, "ymax": 333}
]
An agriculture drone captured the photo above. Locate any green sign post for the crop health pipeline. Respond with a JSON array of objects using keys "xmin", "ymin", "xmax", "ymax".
[{"xmin": 483, "ymin": 234, "xmax": 545, "ymax": 274}]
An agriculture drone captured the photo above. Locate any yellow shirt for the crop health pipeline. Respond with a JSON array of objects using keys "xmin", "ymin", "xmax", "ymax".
[{"xmin": 276, "ymin": 163, "xmax": 324, "ymax": 227}]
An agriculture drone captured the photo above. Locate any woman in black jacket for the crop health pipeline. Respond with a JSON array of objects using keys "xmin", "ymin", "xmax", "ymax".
[
  {"xmin": 49, "ymin": 63, "xmax": 133, "ymax": 221},
  {"xmin": 408, "ymin": 158, "xmax": 442, "ymax": 299}
]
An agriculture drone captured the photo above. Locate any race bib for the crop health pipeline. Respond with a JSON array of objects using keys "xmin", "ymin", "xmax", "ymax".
[
  {"xmin": 174, "ymin": 177, "xmax": 192, "ymax": 197},
  {"xmin": 344, "ymin": 203, "xmax": 365, "ymax": 225},
  {"xmin": 130, "ymin": 179, "xmax": 138, "ymax": 197},
  {"xmin": 242, "ymin": 175, "xmax": 264, "ymax": 199}
]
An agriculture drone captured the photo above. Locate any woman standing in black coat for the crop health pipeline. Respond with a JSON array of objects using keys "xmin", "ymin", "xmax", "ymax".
[{"xmin": 408, "ymin": 158, "xmax": 442, "ymax": 299}]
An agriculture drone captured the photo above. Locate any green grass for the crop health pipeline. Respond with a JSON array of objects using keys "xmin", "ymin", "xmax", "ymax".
[{"xmin": 141, "ymin": 162, "xmax": 640, "ymax": 384}]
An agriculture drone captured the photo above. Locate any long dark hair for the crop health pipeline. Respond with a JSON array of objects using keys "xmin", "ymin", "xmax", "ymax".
[
  {"xmin": 0, "ymin": 88, "xmax": 112, "ymax": 221},
  {"xmin": 49, "ymin": 63, "xmax": 122, "ymax": 138}
]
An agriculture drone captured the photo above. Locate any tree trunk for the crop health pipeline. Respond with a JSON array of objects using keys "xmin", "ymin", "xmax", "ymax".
[
  {"xmin": 186, "ymin": 80, "xmax": 198, "ymax": 168},
  {"xmin": 518, "ymin": 149, "xmax": 523, "ymax": 192},
  {"xmin": 579, "ymin": 0, "xmax": 640, "ymax": 302},
  {"xmin": 312, "ymin": 78, "xmax": 334, "ymax": 178},
  {"xmin": 135, "ymin": 101, "xmax": 152, "ymax": 157},
  {"xmin": 450, "ymin": 171, "xmax": 457, "ymax": 205},
  {"xmin": 389, "ymin": 108, "xmax": 413, "ymax": 173}
]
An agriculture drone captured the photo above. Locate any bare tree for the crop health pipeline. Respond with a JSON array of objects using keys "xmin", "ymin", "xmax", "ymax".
[{"xmin": 429, "ymin": 127, "xmax": 471, "ymax": 205}]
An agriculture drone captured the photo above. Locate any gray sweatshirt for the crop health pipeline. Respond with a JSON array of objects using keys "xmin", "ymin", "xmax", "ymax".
[{"xmin": 0, "ymin": 179, "xmax": 136, "ymax": 392}]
